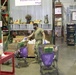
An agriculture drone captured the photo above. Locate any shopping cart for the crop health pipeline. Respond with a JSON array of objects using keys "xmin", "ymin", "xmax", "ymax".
[
  {"xmin": 39, "ymin": 44, "xmax": 59, "ymax": 75},
  {"xmin": 15, "ymin": 41, "xmax": 28, "ymax": 68}
]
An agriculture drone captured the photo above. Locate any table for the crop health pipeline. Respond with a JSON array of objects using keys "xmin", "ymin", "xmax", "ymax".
[{"xmin": 0, "ymin": 52, "xmax": 15, "ymax": 75}]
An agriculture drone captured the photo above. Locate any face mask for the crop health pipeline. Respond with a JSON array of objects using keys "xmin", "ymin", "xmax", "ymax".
[{"xmin": 33, "ymin": 26, "xmax": 37, "ymax": 30}]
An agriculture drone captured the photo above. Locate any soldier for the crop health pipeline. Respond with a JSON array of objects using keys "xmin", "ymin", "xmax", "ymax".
[{"xmin": 28, "ymin": 23, "xmax": 45, "ymax": 62}]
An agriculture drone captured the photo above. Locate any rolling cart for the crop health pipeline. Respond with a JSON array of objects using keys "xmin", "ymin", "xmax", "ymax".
[
  {"xmin": 39, "ymin": 44, "xmax": 59, "ymax": 75},
  {"xmin": 0, "ymin": 52, "xmax": 15, "ymax": 75}
]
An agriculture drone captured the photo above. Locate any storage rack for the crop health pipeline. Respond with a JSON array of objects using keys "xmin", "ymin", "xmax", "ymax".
[
  {"xmin": 10, "ymin": 24, "xmax": 52, "ymax": 31},
  {"xmin": 55, "ymin": 2, "xmax": 63, "ymax": 37},
  {"xmin": 67, "ymin": 24, "xmax": 75, "ymax": 46},
  {"xmin": 0, "ymin": 0, "xmax": 12, "ymax": 51}
]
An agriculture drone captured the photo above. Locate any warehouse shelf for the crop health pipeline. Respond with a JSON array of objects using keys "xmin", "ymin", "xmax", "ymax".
[
  {"xmin": 67, "ymin": 24, "xmax": 76, "ymax": 46},
  {"xmin": 10, "ymin": 24, "xmax": 52, "ymax": 30}
]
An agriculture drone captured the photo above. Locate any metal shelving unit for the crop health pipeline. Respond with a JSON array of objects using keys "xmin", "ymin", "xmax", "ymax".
[
  {"xmin": 10, "ymin": 24, "xmax": 52, "ymax": 31},
  {"xmin": 67, "ymin": 24, "xmax": 75, "ymax": 46},
  {"xmin": 55, "ymin": 2, "xmax": 63, "ymax": 37},
  {"xmin": 0, "ymin": 0, "xmax": 12, "ymax": 51}
]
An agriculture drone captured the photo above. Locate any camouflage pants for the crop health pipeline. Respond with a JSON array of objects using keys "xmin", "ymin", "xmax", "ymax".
[{"xmin": 34, "ymin": 39, "xmax": 42, "ymax": 60}]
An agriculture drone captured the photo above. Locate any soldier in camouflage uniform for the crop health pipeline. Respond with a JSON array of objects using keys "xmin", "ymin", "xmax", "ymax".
[{"xmin": 28, "ymin": 23, "xmax": 45, "ymax": 61}]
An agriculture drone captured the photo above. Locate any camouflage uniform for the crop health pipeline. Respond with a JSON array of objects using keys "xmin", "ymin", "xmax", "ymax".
[{"xmin": 34, "ymin": 28, "xmax": 44, "ymax": 60}]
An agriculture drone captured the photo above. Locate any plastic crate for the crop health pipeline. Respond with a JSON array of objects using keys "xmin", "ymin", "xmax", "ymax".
[{"xmin": 44, "ymin": 47, "xmax": 53, "ymax": 53}]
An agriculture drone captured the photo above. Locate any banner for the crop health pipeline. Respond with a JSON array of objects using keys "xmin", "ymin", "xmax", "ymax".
[{"xmin": 15, "ymin": 0, "xmax": 41, "ymax": 6}]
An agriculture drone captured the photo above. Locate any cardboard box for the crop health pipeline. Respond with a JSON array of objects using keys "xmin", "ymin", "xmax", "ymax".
[{"xmin": 27, "ymin": 44, "xmax": 35, "ymax": 57}]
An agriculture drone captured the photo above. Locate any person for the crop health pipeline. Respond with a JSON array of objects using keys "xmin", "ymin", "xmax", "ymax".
[{"xmin": 27, "ymin": 23, "xmax": 45, "ymax": 61}]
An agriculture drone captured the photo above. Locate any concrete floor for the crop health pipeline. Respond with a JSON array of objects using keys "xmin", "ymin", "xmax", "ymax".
[{"xmin": 1, "ymin": 38, "xmax": 76, "ymax": 75}]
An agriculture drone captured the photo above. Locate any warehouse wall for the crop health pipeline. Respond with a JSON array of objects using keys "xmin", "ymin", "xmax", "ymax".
[
  {"xmin": 9, "ymin": 0, "xmax": 76, "ymax": 27},
  {"xmin": 9, "ymin": 0, "xmax": 52, "ymax": 25}
]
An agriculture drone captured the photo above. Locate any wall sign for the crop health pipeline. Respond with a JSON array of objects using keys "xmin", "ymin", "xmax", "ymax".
[
  {"xmin": 55, "ymin": 7, "xmax": 62, "ymax": 14},
  {"xmin": 72, "ymin": 11, "xmax": 76, "ymax": 21},
  {"xmin": 15, "ymin": 0, "xmax": 41, "ymax": 6}
]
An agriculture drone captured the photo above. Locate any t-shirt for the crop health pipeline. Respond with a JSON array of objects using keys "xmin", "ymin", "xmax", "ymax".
[{"xmin": 33, "ymin": 27, "xmax": 44, "ymax": 40}]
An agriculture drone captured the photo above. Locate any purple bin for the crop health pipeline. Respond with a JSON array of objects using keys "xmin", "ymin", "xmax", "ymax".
[
  {"xmin": 20, "ymin": 47, "xmax": 28, "ymax": 57},
  {"xmin": 41, "ymin": 52, "xmax": 54, "ymax": 67}
]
